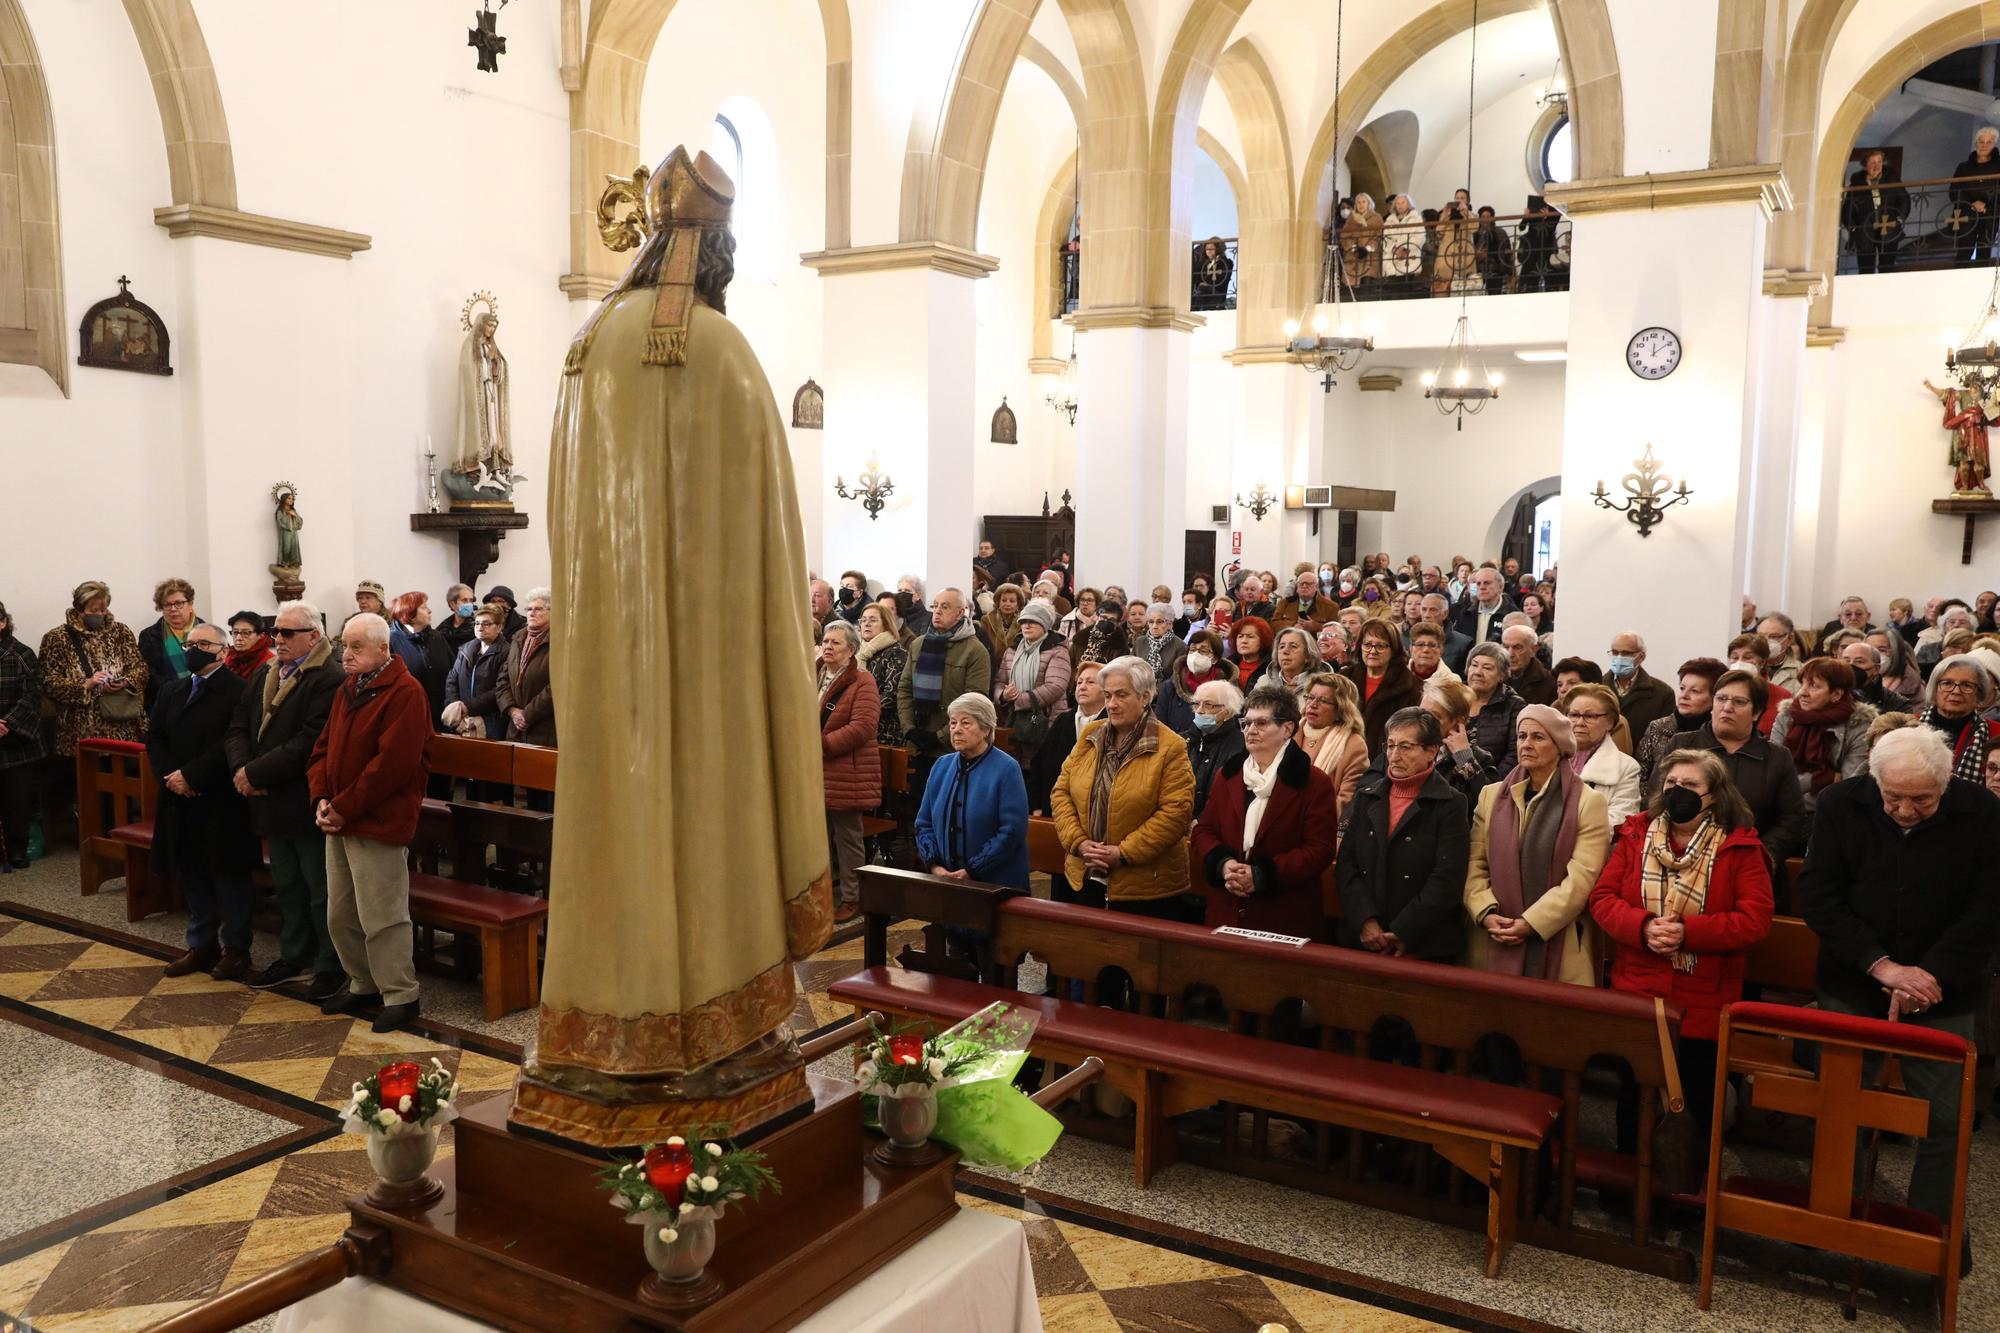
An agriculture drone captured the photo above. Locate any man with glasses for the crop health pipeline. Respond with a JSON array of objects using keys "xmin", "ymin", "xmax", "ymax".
[
  {"xmin": 150, "ymin": 622, "xmax": 257, "ymax": 980},
  {"xmin": 226, "ymin": 601, "xmax": 346, "ymax": 997},
  {"xmin": 1336, "ymin": 707, "xmax": 1470, "ymax": 961},
  {"xmin": 895, "ymin": 587, "xmax": 991, "ymax": 771}
]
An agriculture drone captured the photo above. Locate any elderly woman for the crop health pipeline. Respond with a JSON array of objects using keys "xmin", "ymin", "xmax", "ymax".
[
  {"xmin": 1423, "ymin": 679, "xmax": 1495, "ymax": 809},
  {"xmin": 1918, "ymin": 654, "xmax": 2000, "ymax": 784},
  {"xmin": 1591, "ymin": 748, "xmax": 1772, "ymax": 1158},
  {"xmin": 1185, "ymin": 677, "xmax": 1247, "ymax": 817},
  {"xmin": 1565, "ymin": 684, "xmax": 1642, "ymax": 828},
  {"xmin": 1672, "ymin": 668, "xmax": 1809, "ymax": 866},
  {"xmin": 442, "ymin": 603, "xmax": 510, "ymax": 742},
  {"xmin": 137, "ymin": 577, "xmax": 204, "ymax": 709},
  {"xmin": 389, "ymin": 592, "xmax": 454, "ymax": 731},
  {"xmin": 1192, "ymin": 684, "xmax": 1339, "ymax": 937},
  {"xmin": 913, "ymin": 693, "xmax": 1029, "ymax": 890},
  {"xmin": 496, "ymin": 587, "xmax": 554, "ymax": 747},
  {"xmin": 1636, "ymin": 657, "xmax": 1724, "ymax": 784},
  {"xmin": 1268, "ymin": 626, "xmax": 1321, "ymax": 698},
  {"xmin": 1058, "ymin": 586, "xmax": 1102, "ymax": 641},
  {"xmin": 1862, "ymin": 628, "xmax": 1923, "ymax": 709},
  {"xmin": 1224, "ymin": 615, "xmax": 1271, "ymax": 688},
  {"xmin": 223, "ymin": 611, "xmax": 274, "ymax": 681},
  {"xmin": 995, "ymin": 599, "xmax": 1071, "ymax": 771},
  {"xmin": 1156, "ymin": 629, "xmax": 1233, "ymax": 733},
  {"xmin": 1769, "ymin": 658, "xmax": 1877, "ymax": 803},
  {"xmin": 1051, "ymin": 656, "xmax": 1198, "ymax": 919},
  {"xmin": 855, "ymin": 602, "xmax": 909, "ymax": 745},
  {"xmin": 0, "ymin": 600, "xmax": 43, "ymax": 868},
  {"xmin": 1464, "ymin": 704, "xmax": 1611, "ymax": 987},
  {"xmin": 1344, "ymin": 619, "xmax": 1425, "ymax": 757},
  {"xmin": 1028, "ymin": 657, "xmax": 1102, "ymax": 815},
  {"xmin": 1951, "ymin": 124, "xmax": 2000, "ymax": 266},
  {"xmin": 441, "ymin": 583, "xmax": 479, "ymax": 653},
  {"xmin": 40, "ymin": 580, "xmax": 149, "ymax": 754},
  {"xmin": 818, "ymin": 620, "xmax": 883, "ymax": 922},
  {"xmin": 1462, "ymin": 642, "xmax": 1524, "ymax": 777},
  {"xmin": 1316, "ymin": 622, "xmax": 1349, "ymax": 669},
  {"xmin": 1138, "ymin": 602, "xmax": 1187, "ymax": 683},
  {"xmin": 1071, "ymin": 600, "xmax": 1131, "ymax": 676},
  {"xmin": 1299, "ymin": 671, "xmax": 1368, "ymax": 823},
  {"xmin": 979, "ymin": 583, "xmax": 1025, "ymax": 661}
]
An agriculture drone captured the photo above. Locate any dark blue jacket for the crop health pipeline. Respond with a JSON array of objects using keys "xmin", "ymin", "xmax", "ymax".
[
  {"xmin": 914, "ymin": 745, "xmax": 1030, "ymax": 889},
  {"xmin": 444, "ymin": 638, "xmax": 508, "ymax": 739}
]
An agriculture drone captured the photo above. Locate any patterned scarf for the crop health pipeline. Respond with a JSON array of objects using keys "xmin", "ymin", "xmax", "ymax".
[
  {"xmin": 1781, "ymin": 695, "xmax": 1856, "ymax": 793},
  {"xmin": 1640, "ymin": 814, "xmax": 1722, "ymax": 974},
  {"xmin": 1481, "ymin": 764, "xmax": 1584, "ymax": 979},
  {"xmin": 1919, "ymin": 706, "xmax": 1992, "ymax": 785},
  {"xmin": 911, "ymin": 617, "xmax": 973, "ymax": 705},
  {"xmin": 1085, "ymin": 716, "xmax": 1153, "ymax": 846},
  {"xmin": 346, "ymin": 660, "xmax": 390, "ymax": 703}
]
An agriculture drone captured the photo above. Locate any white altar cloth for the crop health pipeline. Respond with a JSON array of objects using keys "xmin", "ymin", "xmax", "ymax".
[{"xmin": 273, "ymin": 1206, "xmax": 1041, "ymax": 1333}]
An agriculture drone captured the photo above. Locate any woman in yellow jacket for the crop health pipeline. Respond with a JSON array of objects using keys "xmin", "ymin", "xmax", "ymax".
[
  {"xmin": 1051, "ymin": 654, "xmax": 1200, "ymax": 922},
  {"xmin": 1463, "ymin": 703, "xmax": 1610, "ymax": 986}
]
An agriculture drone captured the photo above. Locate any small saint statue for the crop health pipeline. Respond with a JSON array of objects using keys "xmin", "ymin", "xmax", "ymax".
[
  {"xmin": 270, "ymin": 484, "xmax": 304, "ymax": 579},
  {"xmin": 1925, "ymin": 378, "xmax": 1994, "ymax": 497},
  {"xmin": 444, "ymin": 292, "xmax": 522, "ymax": 508}
]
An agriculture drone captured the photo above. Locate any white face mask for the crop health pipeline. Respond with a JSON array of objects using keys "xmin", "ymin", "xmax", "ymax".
[
  {"xmin": 1187, "ymin": 651, "xmax": 1214, "ymax": 674},
  {"xmin": 1765, "ymin": 637, "xmax": 1786, "ymax": 659}
]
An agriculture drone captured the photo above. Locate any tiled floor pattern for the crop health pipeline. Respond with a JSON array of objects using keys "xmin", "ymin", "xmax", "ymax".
[{"xmin": 0, "ymin": 905, "xmax": 1490, "ymax": 1332}]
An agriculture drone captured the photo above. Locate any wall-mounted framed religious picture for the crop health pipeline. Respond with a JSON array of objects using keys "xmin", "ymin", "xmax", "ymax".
[
  {"xmin": 77, "ymin": 276, "xmax": 173, "ymax": 376},
  {"xmin": 991, "ymin": 396, "xmax": 1017, "ymax": 444},
  {"xmin": 791, "ymin": 377, "xmax": 824, "ymax": 429}
]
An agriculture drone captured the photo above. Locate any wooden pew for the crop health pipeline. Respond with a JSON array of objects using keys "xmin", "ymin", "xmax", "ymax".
[
  {"xmin": 1024, "ymin": 814, "xmax": 1341, "ymax": 919},
  {"xmin": 76, "ymin": 739, "xmax": 174, "ymax": 919},
  {"xmin": 835, "ymin": 866, "xmax": 1691, "ymax": 1280},
  {"xmin": 862, "ymin": 745, "xmax": 911, "ymax": 840}
]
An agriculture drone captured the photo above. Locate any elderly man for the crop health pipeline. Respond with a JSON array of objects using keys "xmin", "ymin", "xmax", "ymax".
[
  {"xmin": 1420, "ymin": 592, "xmax": 1475, "ymax": 674},
  {"xmin": 1449, "ymin": 567, "xmax": 1513, "ymax": 651},
  {"xmin": 1819, "ymin": 595, "xmax": 1875, "ymax": 645},
  {"xmin": 1337, "ymin": 707, "xmax": 1470, "ymax": 960},
  {"xmin": 150, "ymin": 622, "xmax": 258, "ymax": 980},
  {"xmin": 226, "ymin": 601, "xmax": 344, "ymax": 996},
  {"xmin": 1502, "ymin": 624, "xmax": 1555, "ymax": 705},
  {"xmin": 1840, "ymin": 640, "xmax": 1910, "ymax": 716},
  {"xmin": 808, "ymin": 579, "xmax": 836, "ymax": 632},
  {"xmin": 1270, "ymin": 568, "xmax": 1340, "ymax": 634},
  {"xmin": 1757, "ymin": 612, "xmax": 1805, "ymax": 691},
  {"xmin": 1235, "ymin": 573, "xmax": 1275, "ymax": 622},
  {"xmin": 896, "ymin": 587, "xmax": 991, "ymax": 764},
  {"xmin": 1801, "ymin": 727, "xmax": 2000, "ymax": 1239},
  {"xmin": 1606, "ymin": 630, "xmax": 1676, "ymax": 736},
  {"xmin": 1741, "ymin": 595, "xmax": 1758, "ymax": 633},
  {"xmin": 308, "ymin": 613, "xmax": 433, "ymax": 1033}
]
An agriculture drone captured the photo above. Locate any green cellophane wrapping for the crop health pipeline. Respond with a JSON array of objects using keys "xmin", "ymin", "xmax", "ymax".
[{"xmin": 862, "ymin": 1002, "xmax": 1063, "ymax": 1170}]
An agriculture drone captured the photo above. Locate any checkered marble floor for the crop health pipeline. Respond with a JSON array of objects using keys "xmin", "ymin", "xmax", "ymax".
[{"xmin": 0, "ymin": 906, "xmax": 1480, "ymax": 1332}]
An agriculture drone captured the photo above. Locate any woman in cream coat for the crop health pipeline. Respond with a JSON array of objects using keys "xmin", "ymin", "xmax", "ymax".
[
  {"xmin": 1463, "ymin": 704, "xmax": 1610, "ymax": 988},
  {"xmin": 1563, "ymin": 684, "xmax": 1643, "ymax": 830}
]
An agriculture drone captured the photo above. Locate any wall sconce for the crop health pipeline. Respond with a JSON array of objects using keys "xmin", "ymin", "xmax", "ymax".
[
  {"xmin": 1235, "ymin": 483, "xmax": 1277, "ymax": 522},
  {"xmin": 834, "ymin": 453, "xmax": 895, "ymax": 522},
  {"xmin": 1593, "ymin": 444, "xmax": 1690, "ymax": 538}
]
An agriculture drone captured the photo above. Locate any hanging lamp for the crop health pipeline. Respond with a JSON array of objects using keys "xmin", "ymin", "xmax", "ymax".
[
  {"xmin": 1286, "ymin": 0, "xmax": 1372, "ymax": 393},
  {"xmin": 1424, "ymin": 0, "xmax": 1502, "ymax": 427}
]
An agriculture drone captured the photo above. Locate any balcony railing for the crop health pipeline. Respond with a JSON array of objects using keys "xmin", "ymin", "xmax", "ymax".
[
  {"xmin": 1058, "ymin": 237, "xmax": 1241, "ymax": 314},
  {"xmin": 1837, "ymin": 171, "xmax": 2000, "ymax": 275},
  {"xmin": 1318, "ymin": 210, "xmax": 1571, "ymax": 302}
]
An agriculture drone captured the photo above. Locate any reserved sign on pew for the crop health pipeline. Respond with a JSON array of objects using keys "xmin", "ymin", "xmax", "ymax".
[{"xmin": 1211, "ymin": 926, "xmax": 1310, "ymax": 948}]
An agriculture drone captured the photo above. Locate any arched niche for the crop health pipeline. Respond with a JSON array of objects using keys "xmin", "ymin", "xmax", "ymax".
[{"xmin": 0, "ymin": 0, "xmax": 66, "ymax": 394}]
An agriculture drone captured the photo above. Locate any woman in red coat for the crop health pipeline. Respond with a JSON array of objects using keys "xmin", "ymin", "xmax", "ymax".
[
  {"xmin": 818, "ymin": 621, "xmax": 883, "ymax": 924},
  {"xmin": 1589, "ymin": 747, "xmax": 1772, "ymax": 1159},
  {"xmin": 1191, "ymin": 683, "xmax": 1340, "ymax": 938}
]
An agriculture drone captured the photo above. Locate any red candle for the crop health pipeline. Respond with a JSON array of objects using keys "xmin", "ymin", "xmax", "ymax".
[
  {"xmin": 643, "ymin": 1140, "xmax": 695, "ymax": 1208},
  {"xmin": 887, "ymin": 1033, "xmax": 925, "ymax": 1068},
  {"xmin": 377, "ymin": 1061, "xmax": 421, "ymax": 1121}
]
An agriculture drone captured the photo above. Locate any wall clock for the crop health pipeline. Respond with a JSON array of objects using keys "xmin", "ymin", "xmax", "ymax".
[{"xmin": 1626, "ymin": 326, "xmax": 1681, "ymax": 380}]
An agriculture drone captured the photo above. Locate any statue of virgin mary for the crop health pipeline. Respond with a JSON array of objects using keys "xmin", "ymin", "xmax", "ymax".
[{"xmin": 446, "ymin": 293, "xmax": 516, "ymax": 507}]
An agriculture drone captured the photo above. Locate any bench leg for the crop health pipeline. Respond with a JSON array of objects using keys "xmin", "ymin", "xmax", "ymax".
[
  {"xmin": 479, "ymin": 924, "xmax": 534, "ymax": 1020},
  {"xmin": 1133, "ymin": 1071, "xmax": 1174, "ymax": 1189},
  {"xmin": 1485, "ymin": 1143, "xmax": 1520, "ymax": 1279}
]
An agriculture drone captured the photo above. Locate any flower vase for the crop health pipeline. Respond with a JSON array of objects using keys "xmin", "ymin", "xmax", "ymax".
[
  {"xmin": 636, "ymin": 1206, "xmax": 726, "ymax": 1310},
  {"xmin": 873, "ymin": 1083, "xmax": 945, "ymax": 1168},
  {"xmin": 363, "ymin": 1124, "xmax": 444, "ymax": 1210}
]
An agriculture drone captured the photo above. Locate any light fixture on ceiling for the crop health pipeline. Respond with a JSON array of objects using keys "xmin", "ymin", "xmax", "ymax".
[
  {"xmin": 1944, "ymin": 270, "xmax": 2000, "ymax": 400},
  {"xmin": 1514, "ymin": 348, "xmax": 1567, "ymax": 362},
  {"xmin": 1044, "ymin": 331, "xmax": 1080, "ymax": 426},
  {"xmin": 1285, "ymin": 0, "xmax": 1375, "ymax": 394},
  {"xmin": 1425, "ymin": 0, "xmax": 1499, "ymax": 429},
  {"xmin": 1536, "ymin": 53, "xmax": 1567, "ymax": 112}
]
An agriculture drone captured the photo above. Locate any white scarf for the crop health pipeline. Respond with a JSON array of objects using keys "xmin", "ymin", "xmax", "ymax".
[
  {"xmin": 857, "ymin": 630, "xmax": 897, "ymax": 665},
  {"xmin": 1241, "ymin": 748, "xmax": 1280, "ymax": 854},
  {"xmin": 1009, "ymin": 633, "xmax": 1044, "ymax": 699}
]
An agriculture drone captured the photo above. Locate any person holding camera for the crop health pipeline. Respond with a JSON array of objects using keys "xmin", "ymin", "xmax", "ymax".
[{"xmin": 40, "ymin": 579, "xmax": 149, "ymax": 755}]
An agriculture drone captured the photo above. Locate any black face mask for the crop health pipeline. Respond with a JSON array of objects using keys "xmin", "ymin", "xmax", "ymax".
[
  {"xmin": 82, "ymin": 613, "xmax": 108, "ymax": 631},
  {"xmin": 838, "ymin": 586, "xmax": 861, "ymax": 606},
  {"xmin": 183, "ymin": 646, "xmax": 220, "ymax": 674},
  {"xmin": 1661, "ymin": 785, "xmax": 1705, "ymax": 824}
]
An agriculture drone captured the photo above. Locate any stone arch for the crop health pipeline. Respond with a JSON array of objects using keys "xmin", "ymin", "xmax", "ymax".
[
  {"xmin": 120, "ymin": 0, "xmax": 236, "ymax": 210},
  {"xmin": 566, "ymin": 0, "xmax": 851, "ymax": 296},
  {"xmin": 1144, "ymin": 0, "xmax": 1253, "ymax": 312},
  {"xmin": 1290, "ymin": 0, "xmax": 1620, "ymax": 312},
  {"xmin": 1019, "ymin": 35, "xmax": 1085, "ymax": 126},
  {"xmin": 1708, "ymin": 0, "xmax": 1779, "ymax": 169},
  {"xmin": 1768, "ymin": 0, "xmax": 1863, "ymax": 271},
  {"xmin": 1353, "ymin": 110, "xmax": 1420, "ymax": 205},
  {"xmin": 1033, "ymin": 149, "xmax": 1080, "ymax": 366},
  {"xmin": 1810, "ymin": 6, "xmax": 2000, "ymax": 325},
  {"xmin": 1213, "ymin": 37, "xmax": 1294, "ymax": 346},
  {"xmin": 1051, "ymin": 0, "xmax": 1149, "ymax": 308},
  {"xmin": 0, "ymin": 0, "xmax": 65, "ymax": 393}
]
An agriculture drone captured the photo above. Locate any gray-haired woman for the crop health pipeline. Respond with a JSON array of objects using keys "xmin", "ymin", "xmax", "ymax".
[
  {"xmin": 995, "ymin": 598, "xmax": 1070, "ymax": 772},
  {"xmin": 1269, "ymin": 626, "xmax": 1322, "ymax": 698},
  {"xmin": 1139, "ymin": 602, "xmax": 1186, "ymax": 682}
]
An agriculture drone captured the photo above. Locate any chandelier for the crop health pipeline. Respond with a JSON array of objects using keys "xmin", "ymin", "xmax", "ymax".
[
  {"xmin": 1425, "ymin": 0, "xmax": 1499, "ymax": 428},
  {"xmin": 1286, "ymin": 0, "xmax": 1372, "ymax": 394},
  {"xmin": 1944, "ymin": 267, "xmax": 2000, "ymax": 399},
  {"xmin": 1044, "ymin": 332, "xmax": 1079, "ymax": 426},
  {"xmin": 1423, "ymin": 313, "xmax": 1501, "ymax": 428}
]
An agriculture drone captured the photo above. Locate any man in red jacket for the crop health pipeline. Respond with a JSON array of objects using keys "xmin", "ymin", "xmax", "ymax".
[{"xmin": 308, "ymin": 613, "xmax": 432, "ymax": 1033}]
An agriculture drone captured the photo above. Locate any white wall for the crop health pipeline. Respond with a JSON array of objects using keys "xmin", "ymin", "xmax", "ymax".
[{"xmin": 1408, "ymin": 81, "xmax": 1548, "ymax": 215}]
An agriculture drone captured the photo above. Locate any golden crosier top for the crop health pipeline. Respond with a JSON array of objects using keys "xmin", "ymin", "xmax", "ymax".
[{"xmin": 596, "ymin": 146, "xmax": 735, "ymax": 254}]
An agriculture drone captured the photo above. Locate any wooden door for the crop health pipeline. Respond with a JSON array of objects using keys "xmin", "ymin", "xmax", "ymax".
[{"xmin": 1183, "ymin": 530, "xmax": 1216, "ymax": 593}]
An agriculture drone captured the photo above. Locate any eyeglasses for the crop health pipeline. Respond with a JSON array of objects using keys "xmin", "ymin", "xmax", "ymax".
[
  {"xmin": 1381, "ymin": 741, "xmax": 1428, "ymax": 756},
  {"xmin": 1566, "ymin": 710, "xmax": 1609, "ymax": 722},
  {"xmin": 162, "ymin": 599, "xmax": 190, "ymax": 610},
  {"xmin": 1239, "ymin": 717, "xmax": 1278, "ymax": 730},
  {"xmin": 1937, "ymin": 679, "xmax": 1979, "ymax": 693},
  {"xmin": 272, "ymin": 627, "xmax": 316, "ymax": 639},
  {"xmin": 228, "ymin": 627, "xmax": 258, "ymax": 638}
]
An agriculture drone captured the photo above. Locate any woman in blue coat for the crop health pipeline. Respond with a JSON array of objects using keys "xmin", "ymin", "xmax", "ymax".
[{"xmin": 915, "ymin": 693, "xmax": 1030, "ymax": 888}]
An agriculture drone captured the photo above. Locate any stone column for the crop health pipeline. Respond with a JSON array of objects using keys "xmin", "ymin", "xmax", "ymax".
[
  {"xmin": 1547, "ymin": 167, "xmax": 1788, "ymax": 671},
  {"xmin": 1743, "ymin": 270, "xmax": 1823, "ymax": 616},
  {"xmin": 1070, "ymin": 309, "xmax": 1197, "ymax": 593},
  {"xmin": 803, "ymin": 242, "xmax": 995, "ymax": 592}
]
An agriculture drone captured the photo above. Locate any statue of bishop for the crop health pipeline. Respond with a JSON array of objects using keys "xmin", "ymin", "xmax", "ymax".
[{"xmin": 511, "ymin": 148, "xmax": 832, "ymax": 1145}]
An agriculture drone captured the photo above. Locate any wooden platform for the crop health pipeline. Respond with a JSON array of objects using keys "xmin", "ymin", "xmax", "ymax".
[{"xmin": 349, "ymin": 1075, "xmax": 960, "ymax": 1331}]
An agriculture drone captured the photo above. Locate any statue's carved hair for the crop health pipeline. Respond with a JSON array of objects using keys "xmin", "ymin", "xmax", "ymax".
[{"xmin": 629, "ymin": 225, "xmax": 736, "ymax": 314}]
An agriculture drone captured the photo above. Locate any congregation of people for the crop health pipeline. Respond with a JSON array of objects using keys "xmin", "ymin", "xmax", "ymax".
[
  {"xmin": 807, "ymin": 543, "xmax": 2000, "ymax": 1245},
  {"xmin": 0, "ymin": 577, "xmax": 556, "ymax": 1033},
  {"xmin": 1325, "ymin": 189, "xmax": 1569, "ymax": 299}
]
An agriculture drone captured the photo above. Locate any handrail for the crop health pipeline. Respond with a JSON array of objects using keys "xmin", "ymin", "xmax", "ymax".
[
  {"xmin": 1837, "ymin": 170, "xmax": 2000, "ymax": 193},
  {"xmin": 143, "ymin": 1224, "xmax": 388, "ymax": 1332}
]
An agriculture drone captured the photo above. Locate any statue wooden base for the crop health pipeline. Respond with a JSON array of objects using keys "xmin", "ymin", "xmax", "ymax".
[
  {"xmin": 348, "ymin": 1074, "xmax": 958, "ymax": 1331},
  {"xmin": 1933, "ymin": 495, "xmax": 2000, "ymax": 565},
  {"xmin": 410, "ymin": 510, "xmax": 532, "ymax": 587}
]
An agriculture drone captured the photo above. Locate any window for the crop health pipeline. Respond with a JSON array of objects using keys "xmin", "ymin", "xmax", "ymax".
[
  {"xmin": 708, "ymin": 98, "xmax": 778, "ymax": 285},
  {"xmin": 710, "ymin": 114, "xmax": 744, "ymax": 191},
  {"xmin": 1541, "ymin": 117, "xmax": 1574, "ymax": 187}
]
